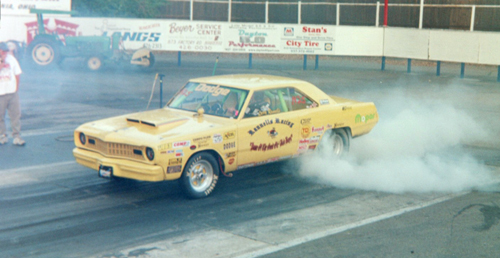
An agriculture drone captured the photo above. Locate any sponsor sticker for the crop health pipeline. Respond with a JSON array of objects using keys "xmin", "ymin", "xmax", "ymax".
[
  {"xmin": 193, "ymin": 135, "xmax": 211, "ymax": 142},
  {"xmin": 224, "ymin": 142, "xmax": 236, "ymax": 150},
  {"xmin": 173, "ymin": 140, "xmax": 190, "ymax": 148},
  {"xmin": 168, "ymin": 158, "xmax": 182, "ymax": 166},
  {"xmin": 225, "ymin": 151, "xmax": 236, "ymax": 158},
  {"xmin": 312, "ymin": 126, "xmax": 324, "ymax": 134},
  {"xmin": 223, "ymin": 131, "xmax": 235, "ymax": 140},
  {"xmin": 298, "ymin": 144, "xmax": 307, "ymax": 153},
  {"xmin": 167, "ymin": 165, "xmax": 182, "ymax": 174},
  {"xmin": 355, "ymin": 113, "xmax": 376, "ymax": 123},
  {"xmin": 310, "ymin": 135, "xmax": 320, "ymax": 144},
  {"xmin": 228, "ymin": 158, "xmax": 235, "ymax": 165},
  {"xmin": 213, "ymin": 133, "xmax": 223, "ymax": 143},
  {"xmin": 301, "ymin": 118, "xmax": 311, "ymax": 125},
  {"xmin": 158, "ymin": 143, "xmax": 172, "ymax": 151},
  {"xmin": 320, "ymin": 99, "xmax": 330, "ymax": 105},
  {"xmin": 301, "ymin": 126, "xmax": 311, "ymax": 138}
]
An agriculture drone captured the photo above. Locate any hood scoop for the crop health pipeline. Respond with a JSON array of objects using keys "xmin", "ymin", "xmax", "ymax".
[{"xmin": 126, "ymin": 117, "xmax": 189, "ymax": 128}]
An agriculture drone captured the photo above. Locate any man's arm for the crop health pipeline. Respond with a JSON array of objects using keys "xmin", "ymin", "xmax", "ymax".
[{"xmin": 16, "ymin": 74, "xmax": 20, "ymax": 92}]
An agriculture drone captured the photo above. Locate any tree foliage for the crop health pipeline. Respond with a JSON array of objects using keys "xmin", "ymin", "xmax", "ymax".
[{"xmin": 72, "ymin": 0, "xmax": 168, "ymax": 18}]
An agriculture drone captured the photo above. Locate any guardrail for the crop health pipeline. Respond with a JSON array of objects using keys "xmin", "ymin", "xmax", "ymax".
[{"xmin": 167, "ymin": 0, "xmax": 500, "ymax": 32}]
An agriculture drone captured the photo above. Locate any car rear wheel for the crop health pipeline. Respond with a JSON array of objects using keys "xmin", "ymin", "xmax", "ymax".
[
  {"xmin": 319, "ymin": 129, "xmax": 350, "ymax": 157},
  {"xmin": 180, "ymin": 152, "xmax": 219, "ymax": 198}
]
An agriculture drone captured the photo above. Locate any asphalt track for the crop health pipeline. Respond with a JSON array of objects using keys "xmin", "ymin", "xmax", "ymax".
[{"xmin": 0, "ymin": 53, "xmax": 499, "ymax": 258}]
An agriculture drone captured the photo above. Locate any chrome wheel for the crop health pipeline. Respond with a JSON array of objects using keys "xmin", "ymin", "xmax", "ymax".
[
  {"xmin": 318, "ymin": 129, "xmax": 350, "ymax": 157},
  {"xmin": 332, "ymin": 133, "xmax": 344, "ymax": 156},
  {"xmin": 188, "ymin": 160, "xmax": 214, "ymax": 193},
  {"xmin": 180, "ymin": 152, "xmax": 220, "ymax": 198}
]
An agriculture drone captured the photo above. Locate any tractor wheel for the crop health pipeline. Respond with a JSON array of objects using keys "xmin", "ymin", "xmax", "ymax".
[
  {"xmin": 28, "ymin": 37, "xmax": 61, "ymax": 67},
  {"xmin": 86, "ymin": 56, "xmax": 103, "ymax": 71}
]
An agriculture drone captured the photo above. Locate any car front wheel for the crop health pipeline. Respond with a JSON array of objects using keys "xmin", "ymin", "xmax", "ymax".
[{"xmin": 180, "ymin": 152, "xmax": 220, "ymax": 198}]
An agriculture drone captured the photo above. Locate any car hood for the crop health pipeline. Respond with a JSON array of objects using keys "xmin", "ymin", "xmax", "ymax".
[{"xmin": 77, "ymin": 108, "xmax": 224, "ymax": 145}]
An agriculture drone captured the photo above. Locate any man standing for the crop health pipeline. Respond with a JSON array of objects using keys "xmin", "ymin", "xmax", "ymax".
[{"xmin": 0, "ymin": 42, "xmax": 24, "ymax": 146}]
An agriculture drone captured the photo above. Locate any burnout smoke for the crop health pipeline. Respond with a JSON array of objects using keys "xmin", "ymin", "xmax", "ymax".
[{"xmin": 295, "ymin": 88, "xmax": 494, "ymax": 193}]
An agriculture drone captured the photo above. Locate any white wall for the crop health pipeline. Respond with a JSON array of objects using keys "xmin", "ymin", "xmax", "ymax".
[{"xmin": 1, "ymin": 15, "xmax": 499, "ymax": 65}]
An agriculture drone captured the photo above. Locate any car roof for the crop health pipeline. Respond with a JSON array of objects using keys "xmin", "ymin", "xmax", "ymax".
[{"xmin": 188, "ymin": 74, "xmax": 313, "ymax": 91}]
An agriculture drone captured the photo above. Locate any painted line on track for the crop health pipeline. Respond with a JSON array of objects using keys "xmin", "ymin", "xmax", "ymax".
[
  {"xmin": 234, "ymin": 192, "xmax": 468, "ymax": 258},
  {"xmin": 0, "ymin": 160, "xmax": 77, "ymax": 174}
]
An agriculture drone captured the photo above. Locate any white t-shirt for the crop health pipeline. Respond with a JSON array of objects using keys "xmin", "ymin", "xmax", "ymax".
[{"xmin": 0, "ymin": 54, "xmax": 22, "ymax": 95}]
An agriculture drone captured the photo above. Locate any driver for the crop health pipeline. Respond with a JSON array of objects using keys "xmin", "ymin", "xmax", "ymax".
[
  {"xmin": 222, "ymin": 92, "xmax": 239, "ymax": 117},
  {"xmin": 245, "ymin": 91, "xmax": 270, "ymax": 117}
]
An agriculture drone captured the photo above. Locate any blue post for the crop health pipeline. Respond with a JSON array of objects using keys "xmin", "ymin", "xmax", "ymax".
[
  {"xmin": 436, "ymin": 61, "xmax": 441, "ymax": 76},
  {"xmin": 407, "ymin": 59, "xmax": 412, "ymax": 73},
  {"xmin": 315, "ymin": 55, "xmax": 319, "ymax": 70},
  {"xmin": 177, "ymin": 51, "xmax": 181, "ymax": 66},
  {"xmin": 497, "ymin": 66, "xmax": 500, "ymax": 82},
  {"xmin": 159, "ymin": 74, "xmax": 165, "ymax": 108},
  {"xmin": 460, "ymin": 63, "xmax": 465, "ymax": 78},
  {"xmin": 381, "ymin": 56, "xmax": 386, "ymax": 71},
  {"xmin": 303, "ymin": 55, "xmax": 307, "ymax": 70},
  {"xmin": 249, "ymin": 53, "xmax": 252, "ymax": 69}
]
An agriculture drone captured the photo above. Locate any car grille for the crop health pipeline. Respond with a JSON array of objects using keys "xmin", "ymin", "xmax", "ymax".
[{"xmin": 87, "ymin": 136, "xmax": 145, "ymax": 161}]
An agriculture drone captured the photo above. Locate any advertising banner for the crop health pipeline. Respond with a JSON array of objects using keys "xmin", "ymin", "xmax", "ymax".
[
  {"xmin": 1, "ymin": 0, "xmax": 71, "ymax": 16},
  {"xmin": 280, "ymin": 25, "xmax": 335, "ymax": 55},
  {"xmin": 223, "ymin": 23, "xmax": 280, "ymax": 53}
]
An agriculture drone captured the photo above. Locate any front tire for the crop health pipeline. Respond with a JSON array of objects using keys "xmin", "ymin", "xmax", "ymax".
[{"xmin": 180, "ymin": 152, "xmax": 220, "ymax": 198}]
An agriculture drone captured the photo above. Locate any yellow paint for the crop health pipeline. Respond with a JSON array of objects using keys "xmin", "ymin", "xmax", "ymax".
[{"xmin": 73, "ymin": 74, "xmax": 378, "ymax": 182}]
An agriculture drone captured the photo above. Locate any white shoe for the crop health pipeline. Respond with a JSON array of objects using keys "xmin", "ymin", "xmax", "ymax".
[
  {"xmin": 13, "ymin": 137, "xmax": 25, "ymax": 146},
  {"xmin": 0, "ymin": 135, "xmax": 7, "ymax": 145}
]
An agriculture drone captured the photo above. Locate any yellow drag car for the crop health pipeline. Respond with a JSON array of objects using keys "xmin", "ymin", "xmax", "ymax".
[{"xmin": 73, "ymin": 74, "xmax": 378, "ymax": 198}]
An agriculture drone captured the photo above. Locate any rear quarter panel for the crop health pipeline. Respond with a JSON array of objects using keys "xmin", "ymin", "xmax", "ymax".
[{"xmin": 328, "ymin": 95, "xmax": 379, "ymax": 137}]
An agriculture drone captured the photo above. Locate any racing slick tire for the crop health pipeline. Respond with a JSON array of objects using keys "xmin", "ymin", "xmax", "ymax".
[
  {"xmin": 28, "ymin": 37, "xmax": 61, "ymax": 67},
  {"xmin": 86, "ymin": 56, "xmax": 104, "ymax": 71},
  {"xmin": 180, "ymin": 152, "xmax": 220, "ymax": 199},
  {"xmin": 319, "ymin": 128, "xmax": 350, "ymax": 157}
]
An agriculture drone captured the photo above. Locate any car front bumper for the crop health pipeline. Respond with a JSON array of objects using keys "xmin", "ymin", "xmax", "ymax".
[{"xmin": 73, "ymin": 147, "xmax": 166, "ymax": 182}]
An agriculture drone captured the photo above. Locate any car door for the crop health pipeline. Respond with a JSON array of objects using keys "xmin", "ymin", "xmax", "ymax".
[{"xmin": 236, "ymin": 88, "xmax": 301, "ymax": 168}]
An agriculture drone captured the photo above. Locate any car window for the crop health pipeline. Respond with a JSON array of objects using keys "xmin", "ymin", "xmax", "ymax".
[
  {"xmin": 168, "ymin": 82, "xmax": 249, "ymax": 118},
  {"xmin": 288, "ymin": 88, "xmax": 317, "ymax": 111},
  {"xmin": 244, "ymin": 89, "xmax": 289, "ymax": 118}
]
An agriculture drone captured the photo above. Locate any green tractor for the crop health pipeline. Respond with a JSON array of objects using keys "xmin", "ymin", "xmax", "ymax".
[{"xmin": 28, "ymin": 9, "xmax": 154, "ymax": 70}]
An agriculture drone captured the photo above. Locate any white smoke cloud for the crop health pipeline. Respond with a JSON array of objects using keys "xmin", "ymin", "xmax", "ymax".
[{"xmin": 294, "ymin": 87, "xmax": 494, "ymax": 193}]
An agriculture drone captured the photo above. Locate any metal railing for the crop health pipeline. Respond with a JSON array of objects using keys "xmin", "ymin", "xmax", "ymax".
[{"xmin": 165, "ymin": 0, "xmax": 500, "ymax": 32}]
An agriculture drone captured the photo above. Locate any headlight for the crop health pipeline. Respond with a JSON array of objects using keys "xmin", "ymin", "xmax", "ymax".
[
  {"xmin": 146, "ymin": 147, "xmax": 155, "ymax": 161},
  {"xmin": 79, "ymin": 132, "xmax": 86, "ymax": 145}
]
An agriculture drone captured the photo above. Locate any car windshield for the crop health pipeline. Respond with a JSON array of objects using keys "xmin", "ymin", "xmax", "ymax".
[{"xmin": 167, "ymin": 82, "xmax": 249, "ymax": 119}]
